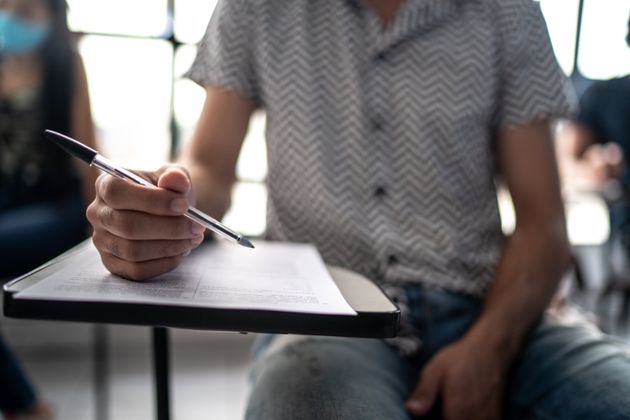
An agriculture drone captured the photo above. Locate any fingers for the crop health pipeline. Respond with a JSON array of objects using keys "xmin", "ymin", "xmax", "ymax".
[
  {"xmin": 87, "ymin": 204, "xmax": 205, "ymax": 240},
  {"xmin": 88, "ymin": 165, "xmax": 200, "ymax": 280},
  {"xmin": 93, "ymin": 229, "xmax": 204, "ymax": 263},
  {"xmin": 157, "ymin": 166, "xmax": 192, "ymax": 194},
  {"xmin": 99, "ymin": 251, "xmax": 187, "ymax": 281},
  {"xmin": 95, "ymin": 171, "xmax": 192, "ymax": 216},
  {"xmin": 406, "ymin": 359, "xmax": 444, "ymax": 417}
]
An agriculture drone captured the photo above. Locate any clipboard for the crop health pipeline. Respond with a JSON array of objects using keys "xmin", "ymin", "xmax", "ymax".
[{"xmin": 3, "ymin": 241, "xmax": 400, "ymax": 338}]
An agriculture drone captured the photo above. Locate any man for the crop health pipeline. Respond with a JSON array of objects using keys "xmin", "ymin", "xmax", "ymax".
[
  {"xmin": 88, "ymin": 0, "xmax": 630, "ymax": 418},
  {"xmin": 557, "ymin": 13, "xmax": 629, "ymax": 190}
]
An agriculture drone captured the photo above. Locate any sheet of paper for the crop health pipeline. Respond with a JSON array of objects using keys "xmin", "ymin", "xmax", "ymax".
[{"xmin": 15, "ymin": 242, "xmax": 356, "ymax": 316}]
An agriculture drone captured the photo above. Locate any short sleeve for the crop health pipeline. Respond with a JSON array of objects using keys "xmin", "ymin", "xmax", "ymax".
[
  {"xmin": 495, "ymin": 0, "xmax": 576, "ymax": 129},
  {"xmin": 185, "ymin": 0, "xmax": 259, "ymax": 102}
]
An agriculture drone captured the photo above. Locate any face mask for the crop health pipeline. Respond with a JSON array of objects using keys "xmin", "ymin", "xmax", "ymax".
[{"xmin": 0, "ymin": 10, "xmax": 50, "ymax": 56}]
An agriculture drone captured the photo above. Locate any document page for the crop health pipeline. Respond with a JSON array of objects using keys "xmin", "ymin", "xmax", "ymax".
[{"xmin": 16, "ymin": 242, "xmax": 356, "ymax": 316}]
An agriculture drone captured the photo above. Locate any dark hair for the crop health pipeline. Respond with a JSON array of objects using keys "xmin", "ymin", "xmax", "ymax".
[{"xmin": 39, "ymin": 0, "xmax": 75, "ymax": 135}]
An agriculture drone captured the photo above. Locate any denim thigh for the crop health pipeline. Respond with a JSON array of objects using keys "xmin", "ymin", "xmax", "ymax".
[
  {"xmin": 506, "ymin": 320, "xmax": 630, "ymax": 420},
  {"xmin": 245, "ymin": 286, "xmax": 483, "ymax": 419},
  {"xmin": 246, "ymin": 335, "xmax": 419, "ymax": 420}
]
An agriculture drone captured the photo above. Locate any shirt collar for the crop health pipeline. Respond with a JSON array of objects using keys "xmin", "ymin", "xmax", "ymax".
[{"xmin": 346, "ymin": 0, "xmax": 461, "ymax": 56}]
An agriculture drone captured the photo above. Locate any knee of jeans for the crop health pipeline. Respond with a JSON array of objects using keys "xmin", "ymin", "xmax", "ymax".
[
  {"xmin": 252, "ymin": 337, "xmax": 346, "ymax": 391},
  {"xmin": 246, "ymin": 337, "xmax": 364, "ymax": 419}
]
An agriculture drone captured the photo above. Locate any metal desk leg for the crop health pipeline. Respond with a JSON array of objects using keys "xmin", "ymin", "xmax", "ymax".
[
  {"xmin": 93, "ymin": 324, "xmax": 109, "ymax": 420},
  {"xmin": 152, "ymin": 327, "xmax": 171, "ymax": 420}
]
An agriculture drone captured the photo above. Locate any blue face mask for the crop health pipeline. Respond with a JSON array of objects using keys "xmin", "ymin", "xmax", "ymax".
[{"xmin": 0, "ymin": 10, "xmax": 50, "ymax": 56}]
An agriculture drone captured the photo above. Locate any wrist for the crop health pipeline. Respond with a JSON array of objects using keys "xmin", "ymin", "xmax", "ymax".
[{"xmin": 465, "ymin": 317, "xmax": 524, "ymax": 368}]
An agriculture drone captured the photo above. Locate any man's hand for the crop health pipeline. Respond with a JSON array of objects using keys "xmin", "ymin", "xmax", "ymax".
[
  {"xmin": 87, "ymin": 166, "xmax": 205, "ymax": 281},
  {"xmin": 405, "ymin": 334, "xmax": 508, "ymax": 420},
  {"xmin": 582, "ymin": 142, "xmax": 624, "ymax": 186}
]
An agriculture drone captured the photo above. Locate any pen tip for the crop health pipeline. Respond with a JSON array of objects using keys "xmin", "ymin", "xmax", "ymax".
[{"xmin": 239, "ymin": 237, "xmax": 255, "ymax": 249}]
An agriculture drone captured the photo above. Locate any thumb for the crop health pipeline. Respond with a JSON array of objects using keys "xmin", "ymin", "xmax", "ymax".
[
  {"xmin": 156, "ymin": 165, "xmax": 192, "ymax": 195},
  {"xmin": 406, "ymin": 361, "xmax": 444, "ymax": 417}
]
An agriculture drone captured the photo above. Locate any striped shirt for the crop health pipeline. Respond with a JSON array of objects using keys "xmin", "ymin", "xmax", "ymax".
[{"xmin": 187, "ymin": 0, "xmax": 573, "ymax": 297}]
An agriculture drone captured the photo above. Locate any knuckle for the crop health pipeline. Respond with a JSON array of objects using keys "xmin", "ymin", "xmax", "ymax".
[
  {"xmin": 96, "ymin": 174, "xmax": 111, "ymax": 200},
  {"xmin": 97, "ymin": 205, "xmax": 115, "ymax": 230},
  {"xmin": 105, "ymin": 236, "xmax": 123, "ymax": 259},
  {"xmin": 99, "ymin": 176, "xmax": 123, "ymax": 207},
  {"xmin": 86, "ymin": 200, "xmax": 100, "ymax": 225}
]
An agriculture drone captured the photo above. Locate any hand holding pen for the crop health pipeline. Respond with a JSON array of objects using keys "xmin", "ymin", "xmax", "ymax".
[{"xmin": 44, "ymin": 130, "xmax": 253, "ymax": 281}]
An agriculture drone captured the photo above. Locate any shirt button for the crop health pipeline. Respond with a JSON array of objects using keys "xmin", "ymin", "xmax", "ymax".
[
  {"xmin": 375, "ymin": 51, "xmax": 388, "ymax": 62},
  {"xmin": 387, "ymin": 255, "xmax": 399, "ymax": 266},
  {"xmin": 371, "ymin": 118, "xmax": 384, "ymax": 132},
  {"xmin": 374, "ymin": 186, "xmax": 387, "ymax": 198}
]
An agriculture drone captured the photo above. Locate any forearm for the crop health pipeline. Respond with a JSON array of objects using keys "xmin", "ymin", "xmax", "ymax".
[
  {"xmin": 174, "ymin": 88, "xmax": 254, "ymax": 220},
  {"xmin": 185, "ymin": 160, "xmax": 233, "ymax": 220},
  {"xmin": 465, "ymin": 219, "xmax": 569, "ymax": 365}
]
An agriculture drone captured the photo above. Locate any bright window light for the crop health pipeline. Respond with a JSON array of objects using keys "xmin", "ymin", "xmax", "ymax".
[
  {"xmin": 67, "ymin": 0, "xmax": 169, "ymax": 37},
  {"xmin": 539, "ymin": 0, "xmax": 580, "ymax": 75},
  {"xmin": 174, "ymin": 0, "xmax": 218, "ymax": 44},
  {"xmin": 578, "ymin": 0, "xmax": 630, "ymax": 79},
  {"xmin": 79, "ymin": 36, "xmax": 173, "ymax": 169}
]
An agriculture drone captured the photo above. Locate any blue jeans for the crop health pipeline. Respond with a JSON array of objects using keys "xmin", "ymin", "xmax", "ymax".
[
  {"xmin": 0, "ymin": 196, "xmax": 87, "ymax": 278},
  {"xmin": 246, "ymin": 286, "xmax": 630, "ymax": 419},
  {"xmin": 0, "ymin": 336, "xmax": 36, "ymax": 413}
]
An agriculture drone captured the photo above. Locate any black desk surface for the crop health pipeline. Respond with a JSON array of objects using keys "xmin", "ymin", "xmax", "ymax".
[{"xmin": 4, "ymin": 241, "xmax": 400, "ymax": 338}]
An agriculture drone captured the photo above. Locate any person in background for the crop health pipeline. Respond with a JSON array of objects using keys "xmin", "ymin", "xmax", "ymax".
[
  {"xmin": 557, "ymin": 13, "xmax": 630, "ymax": 190},
  {"xmin": 556, "ymin": 13, "xmax": 630, "ymax": 261},
  {"xmin": 88, "ymin": 0, "xmax": 630, "ymax": 418},
  {"xmin": 0, "ymin": 0, "xmax": 97, "ymax": 418},
  {"xmin": 0, "ymin": 0, "xmax": 98, "ymax": 278}
]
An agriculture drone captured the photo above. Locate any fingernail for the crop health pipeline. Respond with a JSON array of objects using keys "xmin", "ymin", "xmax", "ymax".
[
  {"xmin": 191, "ymin": 223, "xmax": 205, "ymax": 234},
  {"xmin": 405, "ymin": 400, "xmax": 427, "ymax": 414},
  {"xmin": 191, "ymin": 235, "xmax": 204, "ymax": 246},
  {"xmin": 170, "ymin": 198, "xmax": 189, "ymax": 213}
]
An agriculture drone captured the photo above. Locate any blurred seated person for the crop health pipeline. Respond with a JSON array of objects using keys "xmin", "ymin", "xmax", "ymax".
[
  {"xmin": 557, "ymin": 14, "xmax": 630, "ymax": 259},
  {"xmin": 0, "ymin": 337, "xmax": 52, "ymax": 420},
  {"xmin": 0, "ymin": 0, "xmax": 96, "ymax": 418},
  {"xmin": 558, "ymin": 12, "xmax": 630, "ymax": 243},
  {"xmin": 0, "ymin": 0, "xmax": 98, "ymax": 279}
]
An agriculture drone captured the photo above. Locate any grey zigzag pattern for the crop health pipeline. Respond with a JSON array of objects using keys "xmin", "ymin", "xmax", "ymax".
[{"xmin": 188, "ymin": 0, "xmax": 574, "ymax": 297}]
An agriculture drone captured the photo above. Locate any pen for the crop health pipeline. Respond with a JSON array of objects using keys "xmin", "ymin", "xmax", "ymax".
[{"xmin": 44, "ymin": 129, "xmax": 255, "ymax": 249}]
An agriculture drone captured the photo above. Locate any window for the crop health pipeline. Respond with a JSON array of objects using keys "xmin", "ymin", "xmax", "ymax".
[
  {"xmin": 79, "ymin": 36, "xmax": 173, "ymax": 169},
  {"xmin": 174, "ymin": 0, "xmax": 217, "ymax": 44},
  {"xmin": 67, "ymin": 0, "xmax": 169, "ymax": 37},
  {"xmin": 577, "ymin": 0, "xmax": 630, "ymax": 80},
  {"xmin": 539, "ymin": 0, "xmax": 581, "ymax": 75},
  {"xmin": 70, "ymin": 1, "xmax": 268, "ymax": 236}
]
